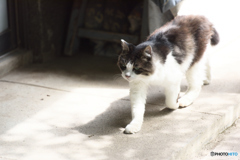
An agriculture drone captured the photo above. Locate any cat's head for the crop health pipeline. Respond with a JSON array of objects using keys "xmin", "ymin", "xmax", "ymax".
[{"xmin": 117, "ymin": 39, "xmax": 155, "ymax": 82}]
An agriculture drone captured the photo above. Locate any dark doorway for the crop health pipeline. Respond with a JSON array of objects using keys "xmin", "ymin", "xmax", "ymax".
[{"xmin": 0, "ymin": 0, "xmax": 17, "ymax": 56}]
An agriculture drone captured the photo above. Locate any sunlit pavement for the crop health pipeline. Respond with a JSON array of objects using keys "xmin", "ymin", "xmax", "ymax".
[
  {"xmin": 1, "ymin": 0, "xmax": 240, "ymax": 160},
  {"xmin": 0, "ymin": 35, "xmax": 240, "ymax": 159},
  {"xmin": 195, "ymin": 119, "xmax": 240, "ymax": 160}
]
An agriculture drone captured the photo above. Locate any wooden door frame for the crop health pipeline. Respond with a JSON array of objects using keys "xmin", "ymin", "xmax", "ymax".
[
  {"xmin": 0, "ymin": 0, "xmax": 17, "ymax": 56},
  {"xmin": 0, "ymin": 0, "xmax": 30, "ymax": 56}
]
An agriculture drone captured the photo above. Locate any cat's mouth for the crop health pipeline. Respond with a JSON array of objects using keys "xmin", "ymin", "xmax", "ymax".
[
  {"xmin": 123, "ymin": 75, "xmax": 132, "ymax": 82},
  {"xmin": 124, "ymin": 76, "xmax": 130, "ymax": 81}
]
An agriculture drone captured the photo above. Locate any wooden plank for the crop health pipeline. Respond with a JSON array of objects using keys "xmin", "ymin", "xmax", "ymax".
[
  {"xmin": 140, "ymin": 0, "xmax": 149, "ymax": 42},
  {"xmin": 64, "ymin": 0, "xmax": 87, "ymax": 56},
  {"xmin": 78, "ymin": 28, "xmax": 139, "ymax": 44},
  {"xmin": 78, "ymin": 0, "xmax": 87, "ymax": 27}
]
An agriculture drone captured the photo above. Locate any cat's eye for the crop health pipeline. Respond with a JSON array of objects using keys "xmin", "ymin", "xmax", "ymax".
[
  {"xmin": 134, "ymin": 67, "xmax": 139, "ymax": 70},
  {"xmin": 120, "ymin": 65, "xmax": 126, "ymax": 70}
]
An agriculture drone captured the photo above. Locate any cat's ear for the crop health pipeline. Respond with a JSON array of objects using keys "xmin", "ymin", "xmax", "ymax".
[
  {"xmin": 142, "ymin": 45, "xmax": 152, "ymax": 61},
  {"xmin": 121, "ymin": 39, "xmax": 129, "ymax": 54},
  {"xmin": 143, "ymin": 45, "xmax": 152, "ymax": 58}
]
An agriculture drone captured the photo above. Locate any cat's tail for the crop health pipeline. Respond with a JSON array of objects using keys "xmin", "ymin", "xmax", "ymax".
[{"xmin": 211, "ymin": 27, "xmax": 219, "ymax": 46}]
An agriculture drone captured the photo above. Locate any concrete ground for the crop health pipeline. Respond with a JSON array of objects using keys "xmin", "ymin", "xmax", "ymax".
[
  {"xmin": 0, "ymin": 34, "xmax": 240, "ymax": 160},
  {"xmin": 195, "ymin": 119, "xmax": 240, "ymax": 160},
  {"xmin": 1, "ymin": 1, "xmax": 240, "ymax": 158}
]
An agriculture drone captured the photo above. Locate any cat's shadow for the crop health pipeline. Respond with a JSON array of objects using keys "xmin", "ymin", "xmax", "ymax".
[{"xmin": 73, "ymin": 90, "xmax": 177, "ymax": 136}]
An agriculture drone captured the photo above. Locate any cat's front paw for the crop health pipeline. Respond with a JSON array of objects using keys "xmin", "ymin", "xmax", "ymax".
[
  {"xmin": 178, "ymin": 97, "xmax": 193, "ymax": 107},
  {"xmin": 124, "ymin": 123, "xmax": 141, "ymax": 134},
  {"xmin": 203, "ymin": 79, "xmax": 211, "ymax": 85},
  {"xmin": 166, "ymin": 101, "xmax": 179, "ymax": 110}
]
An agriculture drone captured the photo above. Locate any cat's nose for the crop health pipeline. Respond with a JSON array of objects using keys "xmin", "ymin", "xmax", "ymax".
[{"xmin": 125, "ymin": 73, "xmax": 131, "ymax": 78}]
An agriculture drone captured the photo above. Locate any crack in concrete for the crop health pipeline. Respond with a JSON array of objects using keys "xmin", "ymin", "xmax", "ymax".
[
  {"xmin": 188, "ymin": 109, "xmax": 223, "ymax": 117},
  {"xmin": 0, "ymin": 156, "xmax": 18, "ymax": 160},
  {"xmin": 0, "ymin": 79, "xmax": 71, "ymax": 93},
  {"xmin": 0, "ymin": 80, "xmax": 127, "ymax": 100}
]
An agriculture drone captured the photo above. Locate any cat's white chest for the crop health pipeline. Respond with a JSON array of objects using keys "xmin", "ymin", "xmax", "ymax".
[{"xmin": 149, "ymin": 53, "xmax": 184, "ymax": 86}]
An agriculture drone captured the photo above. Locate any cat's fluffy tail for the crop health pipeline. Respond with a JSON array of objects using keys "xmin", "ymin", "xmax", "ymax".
[{"xmin": 211, "ymin": 28, "xmax": 219, "ymax": 46}]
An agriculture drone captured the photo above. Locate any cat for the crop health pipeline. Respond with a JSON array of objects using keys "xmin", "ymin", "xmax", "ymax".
[{"xmin": 117, "ymin": 15, "xmax": 219, "ymax": 134}]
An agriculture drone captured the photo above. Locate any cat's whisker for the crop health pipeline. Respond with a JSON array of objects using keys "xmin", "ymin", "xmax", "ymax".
[{"xmin": 112, "ymin": 74, "xmax": 123, "ymax": 81}]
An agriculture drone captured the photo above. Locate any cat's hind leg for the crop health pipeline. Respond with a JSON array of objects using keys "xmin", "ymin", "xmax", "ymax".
[
  {"xmin": 203, "ymin": 53, "xmax": 211, "ymax": 85},
  {"xmin": 203, "ymin": 42, "xmax": 213, "ymax": 85},
  {"xmin": 164, "ymin": 82, "xmax": 180, "ymax": 109},
  {"xmin": 179, "ymin": 61, "xmax": 205, "ymax": 107}
]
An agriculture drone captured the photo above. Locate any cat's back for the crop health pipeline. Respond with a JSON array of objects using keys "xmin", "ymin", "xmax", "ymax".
[
  {"xmin": 171, "ymin": 15, "xmax": 213, "ymax": 33},
  {"xmin": 149, "ymin": 15, "xmax": 213, "ymax": 38},
  {"xmin": 170, "ymin": 15, "xmax": 212, "ymax": 26}
]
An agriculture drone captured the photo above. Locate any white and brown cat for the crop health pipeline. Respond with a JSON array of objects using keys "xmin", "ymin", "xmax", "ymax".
[{"xmin": 117, "ymin": 15, "xmax": 219, "ymax": 134}]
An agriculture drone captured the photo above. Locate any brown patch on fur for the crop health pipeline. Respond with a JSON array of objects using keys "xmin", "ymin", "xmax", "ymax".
[{"xmin": 148, "ymin": 15, "xmax": 219, "ymax": 66}]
